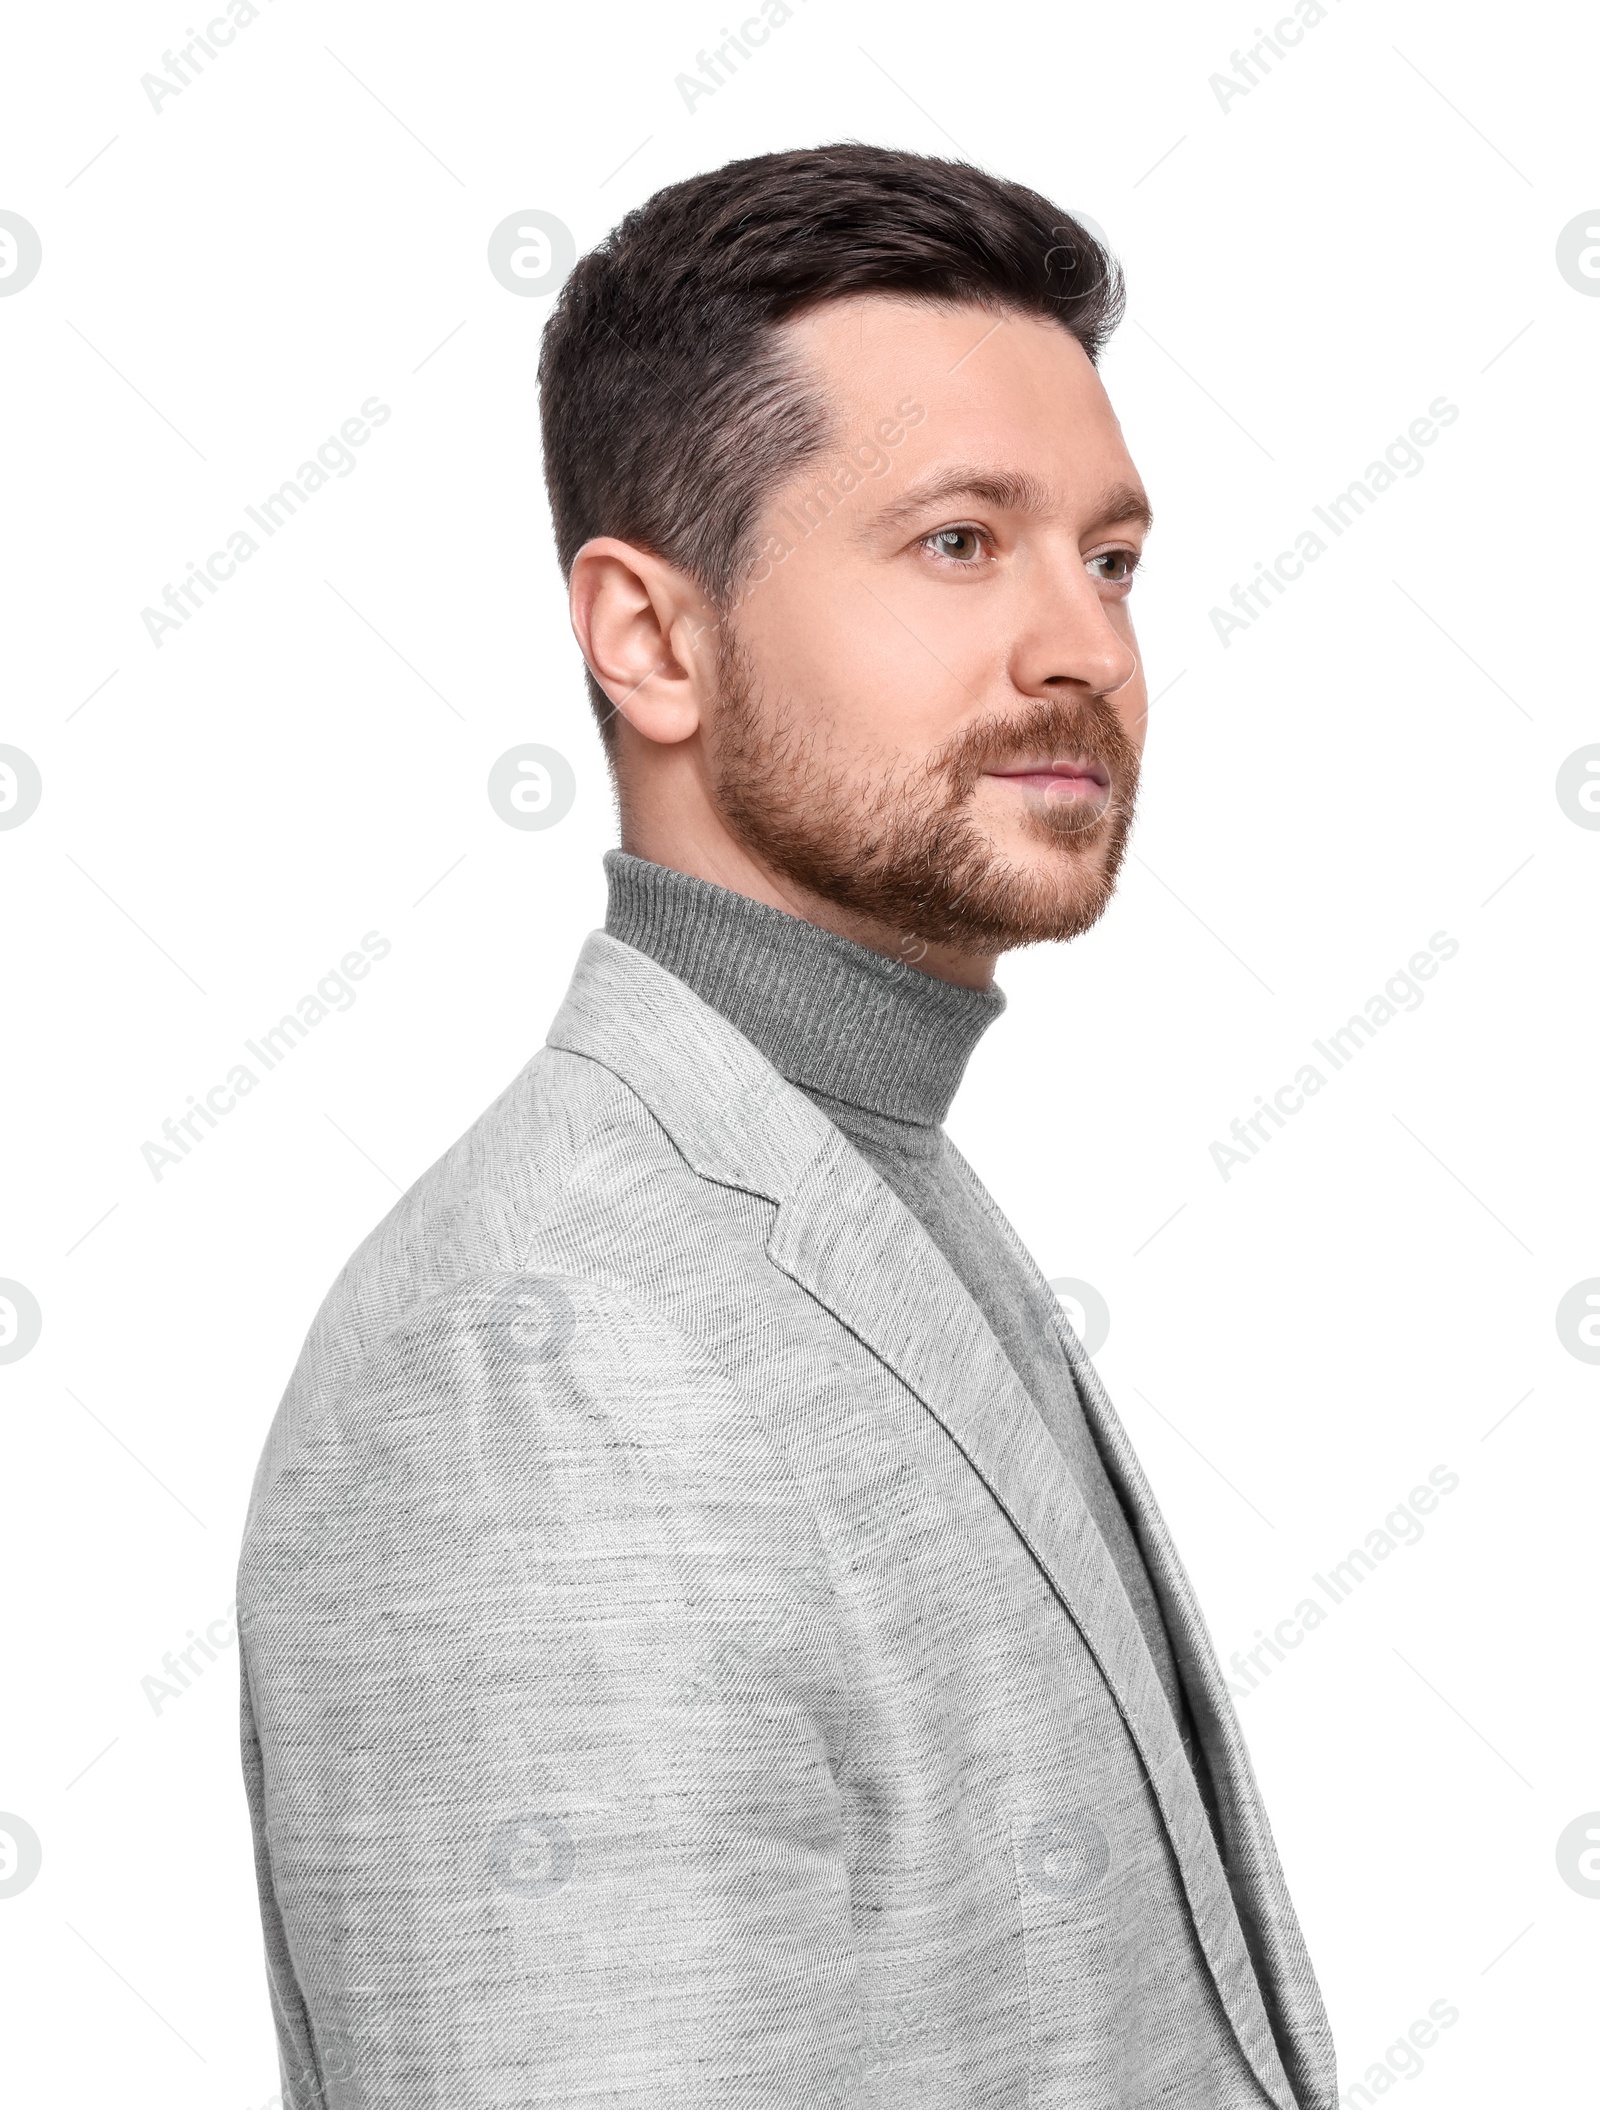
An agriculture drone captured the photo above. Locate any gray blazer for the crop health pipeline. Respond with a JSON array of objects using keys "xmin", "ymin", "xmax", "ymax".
[{"xmin": 239, "ymin": 930, "xmax": 1337, "ymax": 2109}]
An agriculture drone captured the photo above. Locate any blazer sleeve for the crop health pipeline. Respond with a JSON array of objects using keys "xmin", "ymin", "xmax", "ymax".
[{"xmin": 237, "ymin": 1268, "xmax": 857, "ymax": 2109}]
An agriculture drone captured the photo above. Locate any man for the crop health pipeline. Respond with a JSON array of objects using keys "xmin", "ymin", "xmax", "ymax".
[{"xmin": 239, "ymin": 145, "xmax": 1336, "ymax": 2108}]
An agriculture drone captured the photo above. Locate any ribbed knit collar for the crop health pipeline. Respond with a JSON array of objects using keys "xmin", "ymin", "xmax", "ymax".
[{"xmin": 603, "ymin": 851, "xmax": 1004, "ymax": 1128}]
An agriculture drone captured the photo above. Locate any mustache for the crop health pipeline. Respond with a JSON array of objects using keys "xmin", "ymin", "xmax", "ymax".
[{"xmin": 923, "ymin": 693, "xmax": 1142, "ymax": 801}]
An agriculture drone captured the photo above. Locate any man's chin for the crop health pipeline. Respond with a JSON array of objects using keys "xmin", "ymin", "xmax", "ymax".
[
  {"xmin": 841, "ymin": 852, "xmax": 1112, "ymax": 958},
  {"xmin": 945, "ymin": 814, "xmax": 1130, "ymax": 950}
]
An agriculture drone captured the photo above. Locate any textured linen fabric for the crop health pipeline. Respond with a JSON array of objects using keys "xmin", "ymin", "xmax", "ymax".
[
  {"xmin": 238, "ymin": 926, "xmax": 1338, "ymax": 2110},
  {"xmin": 603, "ymin": 850, "xmax": 1199, "ymax": 1765}
]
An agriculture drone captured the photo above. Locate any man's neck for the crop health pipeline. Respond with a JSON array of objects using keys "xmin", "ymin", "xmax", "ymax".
[{"xmin": 603, "ymin": 851, "xmax": 1005, "ymax": 1124}]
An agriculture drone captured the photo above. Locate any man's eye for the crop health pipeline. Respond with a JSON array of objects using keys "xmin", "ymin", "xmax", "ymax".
[
  {"xmin": 924, "ymin": 526, "xmax": 987, "ymax": 563},
  {"xmin": 1088, "ymin": 547, "xmax": 1141, "ymax": 584}
]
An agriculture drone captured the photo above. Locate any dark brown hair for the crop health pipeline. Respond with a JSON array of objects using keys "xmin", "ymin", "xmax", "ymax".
[{"xmin": 537, "ymin": 143, "xmax": 1124, "ymax": 738}]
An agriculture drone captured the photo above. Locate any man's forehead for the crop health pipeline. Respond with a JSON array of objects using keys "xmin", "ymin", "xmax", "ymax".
[
  {"xmin": 781, "ymin": 294, "xmax": 1142, "ymax": 516},
  {"xmin": 783, "ymin": 289, "xmax": 1098, "ymax": 385}
]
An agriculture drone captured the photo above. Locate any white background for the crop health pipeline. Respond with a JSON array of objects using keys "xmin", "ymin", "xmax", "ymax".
[{"xmin": 3, "ymin": 0, "xmax": 1596, "ymax": 2102}]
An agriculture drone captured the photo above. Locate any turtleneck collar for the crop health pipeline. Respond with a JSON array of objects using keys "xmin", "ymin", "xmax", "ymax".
[{"xmin": 603, "ymin": 851, "xmax": 1004, "ymax": 1128}]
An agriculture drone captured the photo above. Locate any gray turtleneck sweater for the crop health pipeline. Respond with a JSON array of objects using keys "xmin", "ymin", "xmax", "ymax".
[{"xmin": 604, "ymin": 849, "xmax": 1200, "ymax": 1773}]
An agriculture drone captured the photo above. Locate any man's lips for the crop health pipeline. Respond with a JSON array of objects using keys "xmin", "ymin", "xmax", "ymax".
[{"xmin": 983, "ymin": 758, "xmax": 1112, "ymax": 799}]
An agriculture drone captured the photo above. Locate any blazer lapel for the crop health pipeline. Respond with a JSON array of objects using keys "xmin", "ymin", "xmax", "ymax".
[
  {"xmin": 941, "ymin": 1152, "xmax": 1335, "ymax": 2110},
  {"xmin": 1050, "ymin": 1309, "xmax": 1336, "ymax": 2110},
  {"xmin": 766, "ymin": 1137, "xmax": 1300, "ymax": 2110},
  {"xmin": 547, "ymin": 933, "xmax": 1305, "ymax": 2110}
]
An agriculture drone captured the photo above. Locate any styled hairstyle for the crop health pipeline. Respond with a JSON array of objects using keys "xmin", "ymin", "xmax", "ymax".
[{"xmin": 537, "ymin": 143, "xmax": 1124, "ymax": 738}]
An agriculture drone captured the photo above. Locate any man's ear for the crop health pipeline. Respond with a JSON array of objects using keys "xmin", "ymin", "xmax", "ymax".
[{"xmin": 568, "ymin": 538, "xmax": 718, "ymax": 745}]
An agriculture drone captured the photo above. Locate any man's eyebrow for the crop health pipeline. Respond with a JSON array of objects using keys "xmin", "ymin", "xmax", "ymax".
[
  {"xmin": 865, "ymin": 466, "xmax": 1153, "ymax": 537},
  {"xmin": 1082, "ymin": 480, "xmax": 1154, "ymax": 534}
]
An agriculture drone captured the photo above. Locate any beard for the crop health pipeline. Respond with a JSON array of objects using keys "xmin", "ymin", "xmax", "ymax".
[{"xmin": 705, "ymin": 631, "xmax": 1142, "ymax": 956}]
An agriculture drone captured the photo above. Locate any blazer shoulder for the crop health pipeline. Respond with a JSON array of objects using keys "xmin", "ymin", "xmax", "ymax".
[{"xmin": 243, "ymin": 1038, "xmax": 713, "ymax": 1521}]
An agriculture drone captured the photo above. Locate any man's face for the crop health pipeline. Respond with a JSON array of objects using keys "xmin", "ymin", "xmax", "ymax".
[{"xmin": 703, "ymin": 293, "xmax": 1151, "ymax": 957}]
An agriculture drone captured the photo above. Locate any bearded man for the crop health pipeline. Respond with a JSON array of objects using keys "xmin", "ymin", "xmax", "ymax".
[{"xmin": 238, "ymin": 144, "xmax": 1336, "ymax": 2110}]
